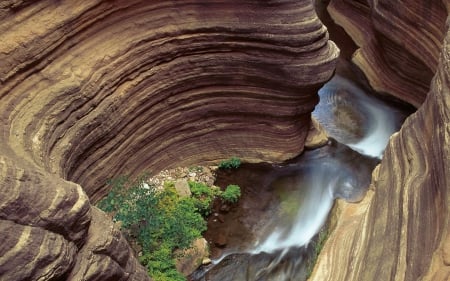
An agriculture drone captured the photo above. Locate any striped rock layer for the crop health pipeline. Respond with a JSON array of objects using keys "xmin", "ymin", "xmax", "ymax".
[
  {"xmin": 311, "ymin": 1, "xmax": 450, "ymax": 280},
  {"xmin": 328, "ymin": 0, "xmax": 447, "ymax": 107},
  {"xmin": 0, "ymin": 0, "xmax": 338, "ymax": 280}
]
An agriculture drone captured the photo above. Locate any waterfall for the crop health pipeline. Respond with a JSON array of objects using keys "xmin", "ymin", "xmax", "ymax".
[
  {"xmin": 314, "ymin": 75, "xmax": 405, "ymax": 158},
  {"xmin": 192, "ymin": 74, "xmax": 408, "ymax": 281}
]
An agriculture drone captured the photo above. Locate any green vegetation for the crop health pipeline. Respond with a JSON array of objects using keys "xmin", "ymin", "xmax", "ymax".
[
  {"xmin": 187, "ymin": 182, "xmax": 242, "ymax": 215},
  {"xmin": 221, "ymin": 184, "xmax": 241, "ymax": 204},
  {"xmin": 218, "ymin": 157, "xmax": 241, "ymax": 169},
  {"xmin": 188, "ymin": 181, "xmax": 218, "ymax": 217},
  {"xmin": 97, "ymin": 176, "xmax": 206, "ymax": 281},
  {"xmin": 97, "ymin": 174, "xmax": 242, "ymax": 280},
  {"xmin": 305, "ymin": 228, "xmax": 329, "ymax": 279}
]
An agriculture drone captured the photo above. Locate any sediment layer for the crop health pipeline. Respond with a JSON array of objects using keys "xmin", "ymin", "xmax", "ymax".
[
  {"xmin": 0, "ymin": 0, "xmax": 337, "ymax": 280},
  {"xmin": 328, "ymin": 0, "xmax": 447, "ymax": 107},
  {"xmin": 311, "ymin": 1, "xmax": 450, "ymax": 280}
]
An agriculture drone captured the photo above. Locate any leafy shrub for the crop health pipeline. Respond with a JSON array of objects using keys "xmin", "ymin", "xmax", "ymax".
[
  {"xmin": 188, "ymin": 181, "xmax": 218, "ymax": 217},
  {"xmin": 97, "ymin": 176, "xmax": 206, "ymax": 281},
  {"xmin": 220, "ymin": 184, "xmax": 241, "ymax": 204},
  {"xmin": 189, "ymin": 181, "xmax": 215, "ymax": 198},
  {"xmin": 218, "ymin": 157, "xmax": 241, "ymax": 169}
]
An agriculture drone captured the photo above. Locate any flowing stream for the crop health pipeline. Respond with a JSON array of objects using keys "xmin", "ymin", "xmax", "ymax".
[
  {"xmin": 191, "ymin": 74, "xmax": 409, "ymax": 281},
  {"xmin": 190, "ymin": 1, "xmax": 413, "ymax": 278},
  {"xmin": 313, "ymin": 75, "xmax": 406, "ymax": 158}
]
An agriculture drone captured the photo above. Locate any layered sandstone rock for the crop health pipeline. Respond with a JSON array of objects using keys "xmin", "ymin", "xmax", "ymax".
[
  {"xmin": 0, "ymin": 0, "xmax": 338, "ymax": 201},
  {"xmin": 328, "ymin": 0, "xmax": 447, "ymax": 107},
  {"xmin": 311, "ymin": 1, "xmax": 450, "ymax": 280},
  {"xmin": 0, "ymin": 0, "xmax": 337, "ymax": 280},
  {"xmin": 0, "ymin": 152, "xmax": 150, "ymax": 280}
]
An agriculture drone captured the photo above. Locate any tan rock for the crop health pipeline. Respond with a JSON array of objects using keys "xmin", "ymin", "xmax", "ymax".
[
  {"xmin": 443, "ymin": 235, "xmax": 450, "ymax": 266},
  {"xmin": 0, "ymin": 220, "xmax": 77, "ymax": 281},
  {"xmin": 328, "ymin": 0, "xmax": 447, "ymax": 107},
  {"xmin": 311, "ymin": 1, "xmax": 450, "ymax": 280},
  {"xmin": 175, "ymin": 238, "xmax": 209, "ymax": 276},
  {"xmin": 0, "ymin": 0, "xmax": 338, "ymax": 279},
  {"xmin": 202, "ymin": 258, "xmax": 212, "ymax": 265},
  {"xmin": 67, "ymin": 207, "xmax": 149, "ymax": 280},
  {"xmin": 175, "ymin": 179, "xmax": 192, "ymax": 198},
  {"xmin": 305, "ymin": 117, "xmax": 329, "ymax": 149}
]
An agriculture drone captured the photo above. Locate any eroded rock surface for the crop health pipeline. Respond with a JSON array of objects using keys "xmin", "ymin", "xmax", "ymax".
[
  {"xmin": 328, "ymin": 0, "xmax": 447, "ymax": 107},
  {"xmin": 311, "ymin": 1, "xmax": 450, "ymax": 280},
  {"xmin": 0, "ymin": 0, "xmax": 337, "ymax": 280},
  {"xmin": 0, "ymin": 0, "xmax": 338, "ymax": 201}
]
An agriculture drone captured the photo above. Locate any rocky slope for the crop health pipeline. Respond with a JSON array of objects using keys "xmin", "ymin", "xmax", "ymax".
[
  {"xmin": 311, "ymin": 0, "xmax": 450, "ymax": 280},
  {"xmin": 0, "ymin": 0, "xmax": 337, "ymax": 280}
]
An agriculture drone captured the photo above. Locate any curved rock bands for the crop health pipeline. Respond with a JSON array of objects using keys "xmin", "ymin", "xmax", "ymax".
[
  {"xmin": 67, "ymin": 208, "xmax": 150, "ymax": 281},
  {"xmin": 0, "ymin": 219, "xmax": 77, "ymax": 281},
  {"xmin": 0, "ymin": 151, "xmax": 149, "ymax": 280},
  {"xmin": 328, "ymin": 0, "xmax": 447, "ymax": 107},
  {"xmin": 311, "ymin": 3, "xmax": 450, "ymax": 280},
  {"xmin": 0, "ymin": 0, "xmax": 338, "ymax": 280},
  {"xmin": 1, "ymin": 0, "xmax": 338, "ymax": 200},
  {"xmin": 0, "ymin": 154, "xmax": 91, "ymax": 246}
]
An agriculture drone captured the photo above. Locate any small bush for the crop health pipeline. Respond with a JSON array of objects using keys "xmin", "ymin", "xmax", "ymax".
[
  {"xmin": 188, "ymin": 181, "xmax": 217, "ymax": 217},
  {"xmin": 97, "ymin": 176, "xmax": 206, "ymax": 281},
  {"xmin": 220, "ymin": 184, "xmax": 241, "ymax": 204},
  {"xmin": 218, "ymin": 157, "xmax": 241, "ymax": 169},
  {"xmin": 189, "ymin": 181, "xmax": 214, "ymax": 198}
]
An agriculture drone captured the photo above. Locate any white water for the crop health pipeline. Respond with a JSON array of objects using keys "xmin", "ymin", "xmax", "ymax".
[
  {"xmin": 313, "ymin": 75, "xmax": 404, "ymax": 158},
  {"xmin": 199, "ymin": 75, "xmax": 408, "ymax": 280},
  {"xmin": 251, "ymin": 75, "xmax": 404, "ymax": 254},
  {"xmin": 252, "ymin": 164, "xmax": 335, "ymax": 253}
]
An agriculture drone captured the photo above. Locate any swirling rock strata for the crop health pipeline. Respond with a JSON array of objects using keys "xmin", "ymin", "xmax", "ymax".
[
  {"xmin": 0, "ymin": 153, "xmax": 149, "ymax": 280},
  {"xmin": 0, "ymin": 0, "xmax": 338, "ymax": 201},
  {"xmin": 311, "ymin": 1, "xmax": 450, "ymax": 280},
  {"xmin": 328, "ymin": 0, "xmax": 447, "ymax": 107},
  {"xmin": 0, "ymin": 0, "xmax": 337, "ymax": 280}
]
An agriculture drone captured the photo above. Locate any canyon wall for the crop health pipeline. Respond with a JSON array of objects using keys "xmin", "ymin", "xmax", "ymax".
[
  {"xmin": 311, "ymin": 0, "xmax": 450, "ymax": 280},
  {"xmin": 0, "ymin": 0, "xmax": 338, "ymax": 202},
  {"xmin": 327, "ymin": 0, "xmax": 447, "ymax": 107},
  {"xmin": 0, "ymin": 0, "xmax": 337, "ymax": 280}
]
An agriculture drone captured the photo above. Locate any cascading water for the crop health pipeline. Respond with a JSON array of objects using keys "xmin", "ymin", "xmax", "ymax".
[
  {"xmin": 191, "ymin": 74, "xmax": 408, "ymax": 281},
  {"xmin": 313, "ymin": 75, "xmax": 407, "ymax": 158},
  {"xmin": 252, "ymin": 162, "xmax": 344, "ymax": 254}
]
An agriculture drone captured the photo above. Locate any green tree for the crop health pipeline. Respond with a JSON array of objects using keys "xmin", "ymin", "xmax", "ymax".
[{"xmin": 97, "ymin": 176, "xmax": 206, "ymax": 281}]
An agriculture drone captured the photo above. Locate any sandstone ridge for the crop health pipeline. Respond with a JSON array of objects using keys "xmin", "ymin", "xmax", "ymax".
[
  {"xmin": 328, "ymin": 0, "xmax": 447, "ymax": 107},
  {"xmin": 0, "ymin": 1, "xmax": 338, "ymax": 280},
  {"xmin": 311, "ymin": 1, "xmax": 450, "ymax": 280}
]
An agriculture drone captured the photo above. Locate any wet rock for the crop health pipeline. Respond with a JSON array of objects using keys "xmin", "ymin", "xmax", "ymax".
[
  {"xmin": 214, "ymin": 233, "xmax": 228, "ymax": 248},
  {"xmin": 198, "ymin": 248, "xmax": 310, "ymax": 281},
  {"xmin": 305, "ymin": 117, "xmax": 329, "ymax": 149},
  {"xmin": 311, "ymin": 1, "xmax": 450, "ymax": 280}
]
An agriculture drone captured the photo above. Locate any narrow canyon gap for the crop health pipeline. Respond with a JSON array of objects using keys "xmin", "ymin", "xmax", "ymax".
[{"xmin": 310, "ymin": 1, "xmax": 450, "ymax": 281}]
